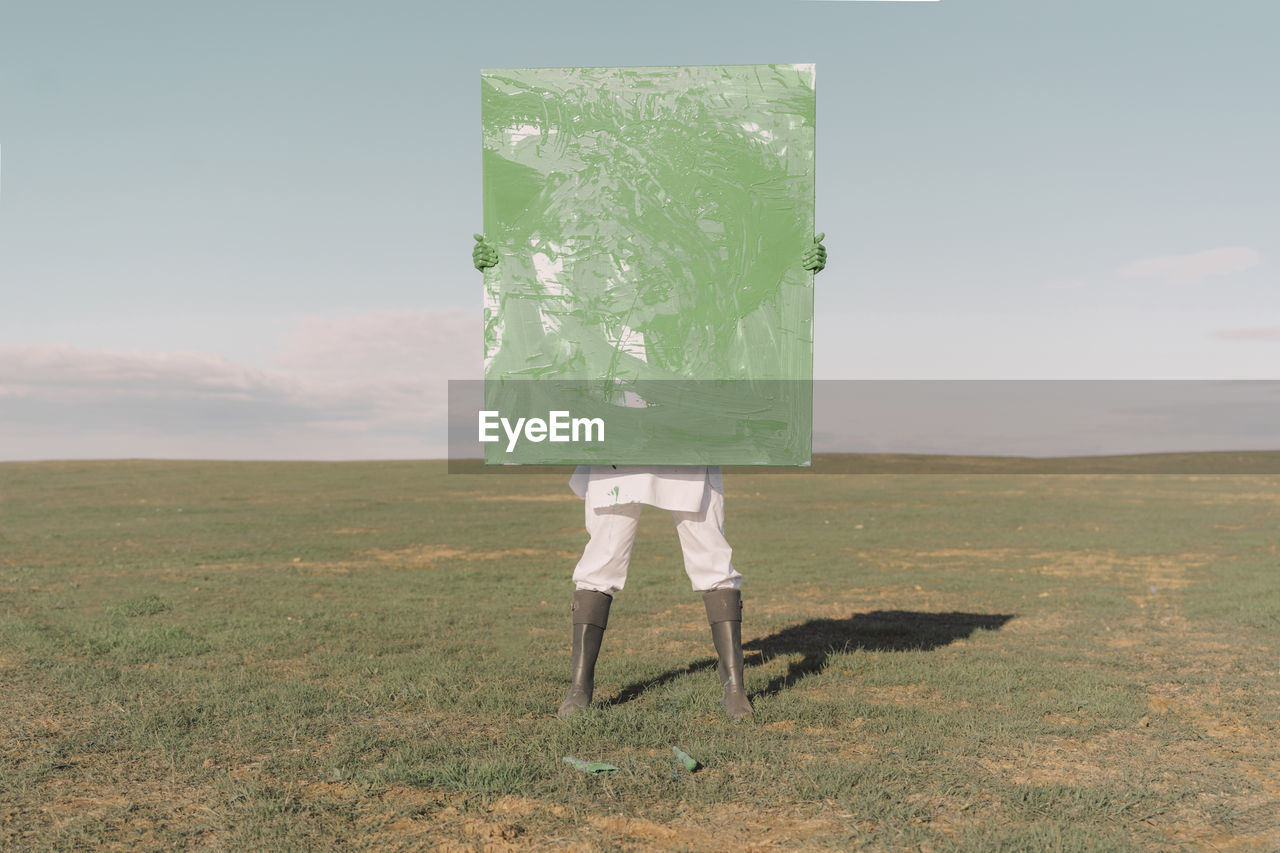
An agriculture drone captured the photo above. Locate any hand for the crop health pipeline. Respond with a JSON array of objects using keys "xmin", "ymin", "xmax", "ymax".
[
  {"xmin": 473, "ymin": 233, "xmax": 499, "ymax": 271},
  {"xmin": 802, "ymin": 232, "xmax": 826, "ymax": 273}
]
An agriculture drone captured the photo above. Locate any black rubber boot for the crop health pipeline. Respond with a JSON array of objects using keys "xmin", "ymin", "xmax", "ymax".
[
  {"xmin": 557, "ymin": 589, "xmax": 612, "ymax": 718},
  {"xmin": 703, "ymin": 588, "xmax": 752, "ymax": 720}
]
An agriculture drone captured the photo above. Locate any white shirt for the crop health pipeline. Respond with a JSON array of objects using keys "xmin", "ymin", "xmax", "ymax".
[{"xmin": 569, "ymin": 465, "xmax": 723, "ymax": 512}]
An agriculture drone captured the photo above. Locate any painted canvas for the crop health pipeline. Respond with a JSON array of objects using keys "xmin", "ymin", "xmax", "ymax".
[{"xmin": 481, "ymin": 64, "xmax": 815, "ymax": 464}]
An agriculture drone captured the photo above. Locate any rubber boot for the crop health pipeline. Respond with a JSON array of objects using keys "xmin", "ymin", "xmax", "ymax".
[
  {"xmin": 557, "ymin": 589, "xmax": 612, "ymax": 718},
  {"xmin": 703, "ymin": 588, "xmax": 753, "ymax": 720}
]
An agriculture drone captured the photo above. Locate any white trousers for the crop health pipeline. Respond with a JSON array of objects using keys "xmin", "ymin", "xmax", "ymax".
[{"xmin": 571, "ymin": 484, "xmax": 741, "ymax": 596}]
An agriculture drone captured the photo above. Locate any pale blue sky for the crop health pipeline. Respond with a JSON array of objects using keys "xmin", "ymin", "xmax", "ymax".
[{"xmin": 1, "ymin": 0, "xmax": 1277, "ymax": 459}]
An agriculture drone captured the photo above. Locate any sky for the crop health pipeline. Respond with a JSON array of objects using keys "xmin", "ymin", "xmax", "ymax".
[{"xmin": 1, "ymin": 0, "xmax": 1277, "ymax": 460}]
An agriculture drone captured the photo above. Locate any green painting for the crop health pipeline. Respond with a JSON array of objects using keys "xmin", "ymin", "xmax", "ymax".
[{"xmin": 481, "ymin": 64, "xmax": 815, "ymax": 465}]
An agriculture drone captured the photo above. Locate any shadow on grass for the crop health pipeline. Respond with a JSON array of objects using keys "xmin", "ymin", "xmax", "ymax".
[{"xmin": 604, "ymin": 610, "xmax": 1015, "ymax": 707}]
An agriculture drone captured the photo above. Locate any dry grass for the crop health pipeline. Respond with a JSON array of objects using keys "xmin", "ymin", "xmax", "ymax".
[{"xmin": 1, "ymin": 459, "xmax": 1277, "ymax": 850}]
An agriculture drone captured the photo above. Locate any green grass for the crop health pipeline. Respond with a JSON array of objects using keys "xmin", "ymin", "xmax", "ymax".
[{"xmin": 1, "ymin": 459, "xmax": 1277, "ymax": 850}]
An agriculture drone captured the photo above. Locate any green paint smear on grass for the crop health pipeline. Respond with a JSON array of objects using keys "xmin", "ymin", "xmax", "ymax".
[
  {"xmin": 481, "ymin": 64, "xmax": 815, "ymax": 465},
  {"xmin": 672, "ymin": 746, "xmax": 699, "ymax": 772},
  {"xmin": 563, "ymin": 756, "xmax": 619, "ymax": 774}
]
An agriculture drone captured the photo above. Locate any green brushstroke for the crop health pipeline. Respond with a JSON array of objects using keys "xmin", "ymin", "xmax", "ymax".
[
  {"xmin": 672, "ymin": 746, "xmax": 700, "ymax": 772},
  {"xmin": 563, "ymin": 756, "xmax": 619, "ymax": 774},
  {"xmin": 482, "ymin": 64, "xmax": 815, "ymax": 464}
]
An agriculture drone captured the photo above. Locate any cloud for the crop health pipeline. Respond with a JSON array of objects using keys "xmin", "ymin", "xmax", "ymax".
[
  {"xmin": 1042, "ymin": 277, "xmax": 1090, "ymax": 291},
  {"xmin": 1212, "ymin": 327, "xmax": 1280, "ymax": 341},
  {"xmin": 269, "ymin": 307, "xmax": 482, "ymax": 427},
  {"xmin": 273, "ymin": 308, "xmax": 479, "ymax": 380},
  {"xmin": 1120, "ymin": 246, "xmax": 1261, "ymax": 283},
  {"xmin": 0, "ymin": 344, "xmax": 301, "ymax": 406},
  {"xmin": 0, "ymin": 309, "xmax": 483, "ymax": 459}
]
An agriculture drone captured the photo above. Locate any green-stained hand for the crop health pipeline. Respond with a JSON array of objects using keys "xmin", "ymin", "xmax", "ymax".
[
  {"xmin": 473, "ymin": 233, "xmax": 499, "ymax": 271},
  {"xmin": 802, "ymin": 232, "xmax": 827, "ymax": 273}
]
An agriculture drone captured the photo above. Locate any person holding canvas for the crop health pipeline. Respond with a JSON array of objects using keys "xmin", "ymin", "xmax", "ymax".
[{"xmin": 472, "ymin": 232, "xmax": 827, "ymax": 720}]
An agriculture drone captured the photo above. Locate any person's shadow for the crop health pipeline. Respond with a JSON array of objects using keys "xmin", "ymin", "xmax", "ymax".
[{"xmin": 603, "ymin": 610, "xmax": 1015, "ymax": 707}]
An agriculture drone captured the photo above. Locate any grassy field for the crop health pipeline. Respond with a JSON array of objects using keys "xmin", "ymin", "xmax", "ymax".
[{"xmin": 1, "ymin": 458, "xmax": 1277, "ymax": 851}]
